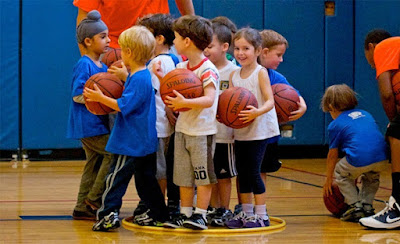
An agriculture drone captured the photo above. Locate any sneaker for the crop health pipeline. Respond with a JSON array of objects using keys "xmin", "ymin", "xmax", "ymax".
[
  {"xmin": 340, "ymin": 204, "xmax": 365, "ymax": 222},
  {"xmin": 134, "ymin": 209, "xmax": 162, "ymax": 227},
  {"xmin": 133, "ymin": 200, "xmax": 148, "ymax": 217},
  {"xmin": 243, "ymin": 214, "xmax": 270, "ymax": 228},
  {"xmin": 163, "ymin": 213, "xmax": 187, "ymax": 228},
  {"xmin": 84, "ymin": 198, "xmax": 100, "ymax": 211},
  {"xmin": 206, "ymin": 206, "xmax": 217, "ymax": 223},
  {"xmin": 225, "ymin": 211, "xmax": 247, "ymax": 229},
  {"xmin": 363, "ymin": 203, "xmax": 375, "ymax": 217},
  {"xmin": 183, "ymin": 213, "xmax": 208, "ymax": 230},
  {"xmin": 72, "ymin": 208, "xmax": 96, "ymax": 221},
  {"xmin": 359, "ymin": 196, "xmax": 400, "ymax": 229},
  {"xmin": 210, "ymin": 208, "xmax": 233, "ymax": 227},
  {"xmin": 234, "ymin": 204, "xmax": 243, "ymax": 215},
  {"xmin": 92, "ymin": 212, "xmax": 120, "ymax": 231}
]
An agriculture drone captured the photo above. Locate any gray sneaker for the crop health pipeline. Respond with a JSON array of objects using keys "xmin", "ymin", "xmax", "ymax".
[{"xmin": 92, "ymin": 212, "xmax": 120, "ymax": 231}]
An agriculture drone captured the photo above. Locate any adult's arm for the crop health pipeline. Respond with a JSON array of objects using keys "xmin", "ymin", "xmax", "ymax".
[
  {"xmin": 377, "ymin": 71, "xmax": 397, "ymax": 121},
  {"xmin": 175, "ymin": 0, "xmax": 195, "ymax": 15}
]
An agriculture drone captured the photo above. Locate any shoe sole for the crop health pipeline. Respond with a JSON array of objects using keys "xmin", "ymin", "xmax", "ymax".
[
  {"xmin": 360, "ymin": 221, "xmax": 400, "ymax": 229},
  {"xmin": 182, "ymin": 222, "xmax": 207, "ymax": 230}
]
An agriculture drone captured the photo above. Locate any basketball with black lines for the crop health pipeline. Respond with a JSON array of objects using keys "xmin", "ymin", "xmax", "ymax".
[
  {"xmin": 392, "ymin": 69, "xmax": 400, "ymax": 105},
  {"xmin": 217, "ymin": 87, "xmax": 258, "ymax": 129},
  {"xmin": 160, "ymin": 68, "xmax": 203, "ymax": 112},
  {"xmin": 101, "ymin": 48, "xmax": 121, "ymax": 67},
  {"xmin": 84, "ymin": 72, "xmax": 124, "ymax": 115},
  {"xmin": 272, "ymin": 84, "xmax": 300, "ymax": 124},
  {"xmin": 323, "ymin": 182, "xmax": 348, "ymax": 217}
]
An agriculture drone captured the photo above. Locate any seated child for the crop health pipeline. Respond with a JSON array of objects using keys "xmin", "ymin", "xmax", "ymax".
[{"xmin": 321, "ymin": 84, "xmax": 388, "ymax": 222}]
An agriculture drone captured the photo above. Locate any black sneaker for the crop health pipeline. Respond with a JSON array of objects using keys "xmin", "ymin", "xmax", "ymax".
[
  {"xmin": 340, "ymin": 203, "xmax": 365, "ymax": 222},
  {"xmin": 133, "ymin": 200, "xmax": 148, "ymax": 217},
  {"xmin": 72, "ymin": 206, "xmax": 96, "ymax": 221},
  {"xmin": 363, "ymin": 203, "xmax": 375, "ymax": 217},
  {"xmin": 183, "ymin": 213, "xmax": 208, "ymax": 230},
  {"xmin": 92, "ymin": 212, "xmax": 120, "ymax": 231},
  {"xmin": 234, "ymin": 204, "xmax": 243, "ymax": 215},
  {"xmin": 134, "ymin": 209, "xmax": 162, "ymax": 227},
  {"xmin": 210, "ymin": 208, "xmax": 233, "ymax": 227},
  {"xmin": 163, "ymin": 213, "xmax": 187, "ymax": 228},
  {"xmin": 359, "ymin": 196, "xmax": 400, "ymax": 229},
  {"xmin": 206, "ymin": 206, "xmax": 217, "ymax": 223}
]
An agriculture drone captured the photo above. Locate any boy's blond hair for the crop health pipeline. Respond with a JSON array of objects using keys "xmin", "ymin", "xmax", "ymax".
[
  {"xmin": 118, "ymin": 26, "xmax": 155, "ymax": 64},
  {"xmin": 173, "ymin": 15, "xmax": 213, "ymax": 51},
  {"xmin": 321, "ymin": 84, "xmax": 358, "ymax": 112},
  {"xmin": 260, "ymin": 29, "xmax": 289, "ymax": 49}
]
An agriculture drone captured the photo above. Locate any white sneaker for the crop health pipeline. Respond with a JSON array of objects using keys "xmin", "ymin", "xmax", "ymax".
[{"xmin": 359, "ymin": 196, "xmax": 400, "ymax": 229}]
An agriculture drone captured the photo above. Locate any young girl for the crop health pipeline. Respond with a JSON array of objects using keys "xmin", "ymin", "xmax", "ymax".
[{"xmin": 225, "ymin": 28, "xmax": 280, "ymax": 228}]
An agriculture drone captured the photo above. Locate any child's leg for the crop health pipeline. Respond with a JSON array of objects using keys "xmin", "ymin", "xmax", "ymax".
[
  {"xmin": 166, "ymin": 134, "xmax": 180, "ymax": 212},
  {"xmin": 360, "ymin": 160, "xmax": 387, "ymax": 205},
  {"xmin": 334, "ymin": 157, "xmax": 360, "ymax": 205},
  {"xmin": 156, "ymin": 137, "xmax": 168, "ymax": 196}
]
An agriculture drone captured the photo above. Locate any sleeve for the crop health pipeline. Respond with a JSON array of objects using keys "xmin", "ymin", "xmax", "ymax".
[
  {"xmin": 73, "ymin": 0, "xmax": 101, "ymax": 12},
  {"xmin": 327, "ymin": 122, "xmax": 341, "ymax": 149},
  {"xmin": 200, "ymin": 67, "xmax": 219, "ymax": 89},
  {"xmin": 71, "ymin": 62, "xmax": 90, "ymax": 97},
  {"xmin": 117, "ymin": 76, "xmax": 148, "ymax": 116},
  {"xmin": 374, "ymin": 40, "xmax": 400, "ymax": 78}
]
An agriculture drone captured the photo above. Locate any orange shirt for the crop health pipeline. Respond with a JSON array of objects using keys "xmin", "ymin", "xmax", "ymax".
[
  {"xmin": 374, "ymin": 37, "xmax": 400, "ymax": 78},
  {"xmin": 73, "ymin": 0, "xmax": 169, "ymax": 48}
]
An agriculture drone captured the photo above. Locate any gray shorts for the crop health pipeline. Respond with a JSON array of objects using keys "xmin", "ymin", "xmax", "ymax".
[
  {"xmin": 173, "ymin": 132, "xmax": 217, "ymax": 187},
  {"xmin": 156, "ymin": 137, "xmax": 170, "ymax": 180}
]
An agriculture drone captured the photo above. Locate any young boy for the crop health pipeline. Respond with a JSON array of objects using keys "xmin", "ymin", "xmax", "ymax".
[
  {"xmin": 203, "ymin": 18, "xmax": 239, "ymax": 227},
  {"xmin": 136, "ymin": 13, "xmax": 180, "ymax": 217},
  {"xmin": 360, "ymin": 29, "xmax": 400, "ymax": 229},
  {"xmin": 154, "ymin": 15, "xmax": 219, "ymax": 230},
  {"xmin": 84, "ymin": 25, "xmax": 168, "ymax": 231},
  {"xmin": 321, "ymin": 84, "xmax": 388, "ymax": 222},
  {"xmin": 67, "ymin": 10, "xmax": 112, "ymax": 220}
]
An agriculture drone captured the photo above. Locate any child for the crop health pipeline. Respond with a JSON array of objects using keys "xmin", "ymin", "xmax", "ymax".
[
  {"xmin": 210, "ymin": 16, "xmax": 238, "ymax": 65},
  {"xmin": 225, "ymin": 28, "xmax": 280, "ymax": 228},
  {"xmin": 360, "ymin": 29, "xmax": 400, "ymax": 229},
  {"xmin": 136, "ymin": 13, "xmax": 180, "ymax": 217},
  {"xmin": 203, "ymin": 18, "xmax": 239, "ymax": 227},
  {"xmin": 321, "ymin": 84, "xmax": 388, "ymax": 222},
  {"xmin": 67, "ymin": 10, "xmax": 112, "ymax": 220},
  {"xmin": 259, "ymin": 30, "xmax": 307, "ymax": 176},
  {"xmin": 153, "ymin": 15, "xmax": 219, "ymax": 230},
  {"xmin": 85, "ymin": 25, "xmax": 168, "ymax": 231}
]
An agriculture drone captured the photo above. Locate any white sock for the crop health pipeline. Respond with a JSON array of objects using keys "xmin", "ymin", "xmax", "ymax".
[
  {"xmin": 243, "ymin": 203, "xmax": 254, "ymax": 216},
  {"xmin": 181, "ymin": 207, "xmax": 193, "ymax": 218},
  {"xmin": 255, "ymin": 204, "xmax": 268, "ymax": 220},
  {"xmin": 194, "ymin": 207, "xmax": 207, "ymax": 219}
]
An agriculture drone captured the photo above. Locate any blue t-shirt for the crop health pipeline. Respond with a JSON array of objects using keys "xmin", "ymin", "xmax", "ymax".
[
  {"xmin": 105, "ymin": 69, "xmax": 158, "ymax": 157},
  {"xmin": 328, "ymin": 109, "xmax": 388, "ymax": 167},
  {"xmin": 66, "ymin": 56, "xmax": 110, "ymax": 139}
]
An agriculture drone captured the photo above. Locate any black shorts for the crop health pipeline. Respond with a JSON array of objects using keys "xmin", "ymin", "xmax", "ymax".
[
  {"xmin": 386, "ymin": 114, "xmax": 400, "ymax": 140},
  {"xmin": 261, "ymin": 142, "xmax": 281, "ymax": 173},
  {"xmin": 213, "ymin": 143, "xmax": 237, "ymax": 179}
]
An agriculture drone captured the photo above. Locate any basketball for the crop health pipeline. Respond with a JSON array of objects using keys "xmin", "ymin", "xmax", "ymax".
[
  {"xmin": 102, "ymin": 48, "xmax": 121, "ymax": 67},
  {"xmin": 323, "ymin": 182, "xmax": 348, "ymax": 217},
  {"xmin": 392, "ymin": 70, "xmax": 400, "ymax": 105},
  {"xmin": 84, "ymin": 72, "xmax": 124, "ymax": 115},
  {"xmin": 159, "ymin": 68, "xmax": 203, "ymax": 112},
  {"xmin": 272, "ymin": 84, "xmax": 300, "ymax": 124},
  {"xmin": 217, "ymin": 87, "xmax": 258, "ymax": 129},
  {"xmin": 110, "ymin": 60, "xmax": 131, "ymax": 74}
]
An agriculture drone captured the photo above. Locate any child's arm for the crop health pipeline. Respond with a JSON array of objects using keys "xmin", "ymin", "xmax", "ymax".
[
  {"xmin": 238, "ymin": 68, "xmax": 274, "ymax": 124},
  {"xmin": 83, "ymin": 84, "xmax": 121, "ymax": 111},
  {"xmin": 108, "ymin": 62, "xmax": 129, "ymax": 82},
  {"xmin": 288, "ymin": 96, "xmax": 307, "ymax": 121},
  {"xmin": 323, "ymin": 148, "xmax": 339, "ymax": 196},
  {"xmin": 166, "ymin": 83, "xmax": 216, "ymax": 110}
]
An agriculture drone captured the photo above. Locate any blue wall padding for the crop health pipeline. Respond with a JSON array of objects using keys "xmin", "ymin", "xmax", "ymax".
[
  {"xmin": 354, "ymin": 1, "xmax": 400, "ymax": 134},
  {"xmin": 21, "ymin": 0, "xmax": 81, "ymax": 149},
  {"xmin": 0, "ymin": 1, "xmax": 20, "ymax": 150}
]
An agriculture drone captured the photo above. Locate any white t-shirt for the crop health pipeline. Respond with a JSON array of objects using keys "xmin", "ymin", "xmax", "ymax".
[
  {"xmin": 231, "ymin": 64, "xmax": 280, "ymax": 141},
  {"xmin": 217, "ymin": 62, "xmax": 240, "ymax": 143},
  {"xmin": 147, "ymin": 54, "xmax": 175, "ymax": 138},
  {"xmin": 175, "ymin": 58, "xmax": 220, "ymax": 136}
]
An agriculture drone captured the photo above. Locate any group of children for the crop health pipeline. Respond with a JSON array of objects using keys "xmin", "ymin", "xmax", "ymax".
[{"xmin": 68, "ymin": 9, "xmax": 399, "ymax": 232}]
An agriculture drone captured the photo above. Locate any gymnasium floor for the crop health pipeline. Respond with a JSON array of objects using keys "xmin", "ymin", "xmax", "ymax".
[{"xmin": 0, "ymin": 158, "xmax": 398, "ymax": 243}]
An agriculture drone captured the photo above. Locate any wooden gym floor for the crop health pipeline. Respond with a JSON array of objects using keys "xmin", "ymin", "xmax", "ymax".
[{"xmin": 1, "ymin": 158, "xmax": 399, "ymax": 243}]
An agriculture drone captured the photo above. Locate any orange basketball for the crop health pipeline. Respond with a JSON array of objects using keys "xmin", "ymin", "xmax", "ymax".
[
  {"xmin": 272, "ymin": 84, "xmax": 300, "ymax": 124},
  {"xmin": 323, "ymin": 182, "xmax": 348, "ymax": 217},
  {"xmin": 84, "ymin": 72, "xmax": 124, "ymax": 115},
  {"xmin": 159, "ymin": 69, "xmax": 203, "ymax": 112},
  {"xmin": 102, "ymin": 48, "xmax": 121, "ymax": 67},
  {"xmin": 217, "ymin": 87, "xmax": 258, "ymax": 129},
  {"xmin": 392, "ymin": 70, "xmax": 400, "ymax": 105}
]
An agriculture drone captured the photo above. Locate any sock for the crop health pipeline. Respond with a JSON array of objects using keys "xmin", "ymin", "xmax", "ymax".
[
  {"xmin": 242, "ymin": 203, "xmax": 254, "ymax": 216},
  {"xmin": 255, "ymin": 205, "xmax": 268, "ymax": 220},
  {"xmin": 392, "ymin": 172, "xmax": 400, "ymax": 203},
  {"xmin": 181, "ymin": 207, "xmax": 193, "ymax": 218},
  {"xmin": 194, "ymin": 207, "xmax": 207, "ymax": 219}
]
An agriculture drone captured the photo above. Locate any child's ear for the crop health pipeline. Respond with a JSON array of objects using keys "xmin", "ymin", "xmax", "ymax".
[
  {"xmin": 184, "ymin": 37, "xmax": 191, "ymax": 47},
  {"xmin": 261, "ymin": 47, "xmax": 269, "ymax": 56},
  {"xmin": 367, "ymin": 43, "xmax": 375, "ymax": 51},
  {"xmin": 84, "ymin": 37, "xmax": 92, "ymax": 47},
  {"xmin": 222, "ymin": 42, "xmax": 229, "ymax": 52},
  {"xmin": 156, "ymin": 35, "xmax": 165, "ymax": 45}
]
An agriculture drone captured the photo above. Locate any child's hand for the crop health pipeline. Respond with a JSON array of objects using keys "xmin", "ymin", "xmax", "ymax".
[
  {"xmin": 166, "ymin": 90, "xmax": 187, "ymax": 111},
  {"xmin": 165, "ymin": 106, "xmax": 178, "ymax": 126},
  {"xmin": 83, "ymin": 84, "xmax": 104, "ymax": 102},
  {"xmin": 289, "ymin": 98, "xmax": 307, "ymax": 121},
  {"xmin": 108, "ymin": 62, "xmax": 128, "ymax": 81},
  {"xmin": 238, "ymin": 105, "xmax": 259, "ymax": 124},
  {"xmin": 323, "ymin": 177, "xmax": 333, "ymax": 197},
  {"xmin": 153, "ymin": 60, "xmax": 164, "ymax": 80}
]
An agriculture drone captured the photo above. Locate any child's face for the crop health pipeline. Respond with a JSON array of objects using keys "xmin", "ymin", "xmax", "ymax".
[
  {"xmin": 90, "ymin": 30, "xmax": 110, "ymax": 55},
  {"xmin": 204, "ymin": 35, "xmax": 226, "ymax": 65},
  {"xmin": 173, "ymin": 31, "xmax": 185, "ymax": 55},
  {"xmin": 259, "ymin": 44, "xmax": 286, "ymax": 70},
  {"xmin": 233, "ymin": 37, "xmax": 260, "ymax": 67}
]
